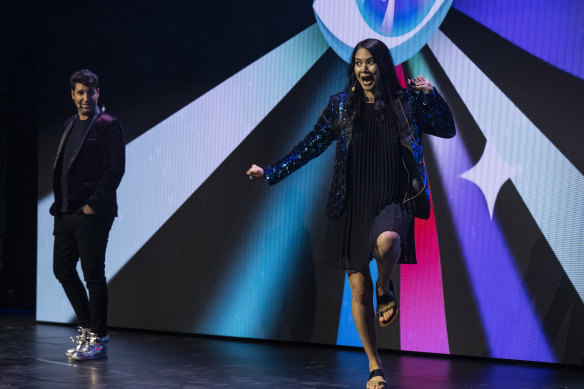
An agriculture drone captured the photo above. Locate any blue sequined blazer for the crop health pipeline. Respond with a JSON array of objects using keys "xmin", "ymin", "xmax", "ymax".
[{"xmin": 264, "ymin": 89, "xmax": 455, "ymax": 220}]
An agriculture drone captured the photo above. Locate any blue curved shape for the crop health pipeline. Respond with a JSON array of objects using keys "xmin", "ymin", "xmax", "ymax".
[
  {"xmin": 315, "ymin": 13, "xmax": 355, "ymax": 64},
  {"xmin": 357, "ymin": 0, "xmax": 390, "ymax": 35},
  {"xmin": 358, "ymin": 0, "xmax": 436, "ymax": 37},
  {"xmin": 314, "ymin": 0, "xmax": 452, "ymax": 64},
  {"xmin": 393, "ymin": 0, "xmax": 435, "ymax": 36}
]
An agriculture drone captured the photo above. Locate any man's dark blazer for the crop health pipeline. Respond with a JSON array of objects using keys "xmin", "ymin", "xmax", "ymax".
[{"xmin": 50, "ymin": 107, "xmax": 125, "ymax": 217}]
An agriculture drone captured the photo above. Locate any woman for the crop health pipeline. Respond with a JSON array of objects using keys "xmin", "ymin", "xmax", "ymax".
[{"xmin": 247, "ymin": 38, "xmax": 455, "ymax": 389}]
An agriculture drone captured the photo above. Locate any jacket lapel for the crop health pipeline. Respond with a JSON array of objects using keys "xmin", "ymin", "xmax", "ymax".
[
  {"xmin": 395, "ymin": 94, "xmax": 414, "ymax": 152},
  {"xmin": 68, "ymin": 106, "xmax": 102, "ymax": 168},
  {"xmin": 53, "ymin": 106, "xmax": 102, "ymax": 171},
  {"xmin": 53, "ymin": 114, "xmax": 78, "ymax": 169}
]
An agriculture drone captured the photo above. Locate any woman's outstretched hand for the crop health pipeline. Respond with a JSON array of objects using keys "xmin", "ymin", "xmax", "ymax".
[
  {"xmin": 246, "ymin": 164, "xmax": 265, "ymax": 180},
  {"xmin": 407, "ymin": 75, "xmax": 434, "ymax": 94}
]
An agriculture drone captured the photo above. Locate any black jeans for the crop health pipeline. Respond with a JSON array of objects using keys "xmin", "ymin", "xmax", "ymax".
[{"xmin": 53, "ymin": 211, "xmax": 115, "ymax": 337}]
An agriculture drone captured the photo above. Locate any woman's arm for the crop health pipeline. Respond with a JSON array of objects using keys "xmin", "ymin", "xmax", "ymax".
[
  {"xmin": 408, "ymin": 77, "xmax": 456, "ymax": 139},
  {"xmin": 247, "ymin": 95, "xmax": 340, "ymax": 184}
]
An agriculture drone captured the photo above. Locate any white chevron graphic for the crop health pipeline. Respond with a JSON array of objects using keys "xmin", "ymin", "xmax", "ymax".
[
  {"xmin": 36, "ymin": 24, "xmax": 330, "ymax": 322},
  {"xmin": 428, "ymin": 30, "xmax": 584, "ymax": 302}
]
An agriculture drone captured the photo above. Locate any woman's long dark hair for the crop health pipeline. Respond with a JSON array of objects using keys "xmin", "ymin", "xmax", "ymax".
[{"xmin": 342, "ymin": 39, "xmax": 405, "ymax": 134}]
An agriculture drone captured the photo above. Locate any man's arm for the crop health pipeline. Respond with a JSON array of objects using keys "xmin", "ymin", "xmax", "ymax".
[{"xmin": 85, "ymin": 117, "xmax": 125, "ymax": 213}]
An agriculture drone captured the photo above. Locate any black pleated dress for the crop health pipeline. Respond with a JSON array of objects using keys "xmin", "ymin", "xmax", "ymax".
[{"xmin": 322, "ymin": 101, "xmax": 414, "ymax": 270}]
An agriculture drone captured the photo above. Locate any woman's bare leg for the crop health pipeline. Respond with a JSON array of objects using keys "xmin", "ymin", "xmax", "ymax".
[
  {"xmin": 347, "ymin": 268, "xmax": 386, "ymax": 388},
  {"xmin": 374, "ymin": 231, "xmax": 401, "ymax": 324},
  {"xmin": 347, "ymin": 232, "xmax": 401, "ymax": 387}
]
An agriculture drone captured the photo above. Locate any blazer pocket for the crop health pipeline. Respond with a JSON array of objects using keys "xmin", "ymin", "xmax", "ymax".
[{"xmin": 82, "ymin": 182, "xmax": 97, "ymax": 188}]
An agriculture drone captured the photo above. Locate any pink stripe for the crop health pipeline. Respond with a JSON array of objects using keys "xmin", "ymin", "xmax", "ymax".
[
  {"xmin": 395, "ymin": 65, "xmax": 407, "ymax": 88},
  {"xmin": 400, "ymin": 194, "xmax": 450, "ymax": 354},
  {"xmin": 394, "ymin": 64, "xmax": 450, "ymax": 354}
]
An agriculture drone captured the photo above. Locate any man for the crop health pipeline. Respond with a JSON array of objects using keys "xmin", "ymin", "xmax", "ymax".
[{"xmin": 50, "ymin": 69, "xmax": 125, "ymax": 361}]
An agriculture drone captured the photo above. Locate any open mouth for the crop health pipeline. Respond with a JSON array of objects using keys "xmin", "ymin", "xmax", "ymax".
[{"xmin": 361, "ymin": 74, "xmax": 374, "ymax": 86}]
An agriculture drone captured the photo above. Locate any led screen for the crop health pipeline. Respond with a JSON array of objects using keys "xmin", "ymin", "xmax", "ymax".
[{"xmin": 36, "ymin": 0, "xmax": 584, "ymax": 365}]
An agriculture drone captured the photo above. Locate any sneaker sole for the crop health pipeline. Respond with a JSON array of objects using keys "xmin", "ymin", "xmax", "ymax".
[{"xmin": 71, "ymin": 353, "xmax": 108, "ymax": 361}]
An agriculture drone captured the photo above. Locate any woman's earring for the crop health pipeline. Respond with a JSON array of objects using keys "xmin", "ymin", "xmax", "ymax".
[{"xmin": 351, "ymin": 81, "xmax": 356, "ymax": 92}]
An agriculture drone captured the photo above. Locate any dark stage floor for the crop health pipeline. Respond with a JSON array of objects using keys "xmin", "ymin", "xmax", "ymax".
[{"xmin": 0, "ymin": 313, "xmax": 582, "ymax": 388}]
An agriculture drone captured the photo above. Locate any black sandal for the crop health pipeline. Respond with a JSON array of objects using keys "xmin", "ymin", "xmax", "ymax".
[
  {"xmin": 376, "ymin": 279, "xmax": 398, "ymax": 327},
  {"xmin": 367, "ymin": 369, "xmax": 387, "ymax": 388}
]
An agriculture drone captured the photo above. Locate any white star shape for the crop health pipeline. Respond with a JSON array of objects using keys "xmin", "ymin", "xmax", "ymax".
[{"xmin": 460, "ymin": 140, "xmax": 522, "ymax": 220}]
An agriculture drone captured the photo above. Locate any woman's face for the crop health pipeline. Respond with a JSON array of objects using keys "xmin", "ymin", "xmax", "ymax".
[{"xmin": 354, "ymin": 47, "xmax": 378, "ymax": 93}]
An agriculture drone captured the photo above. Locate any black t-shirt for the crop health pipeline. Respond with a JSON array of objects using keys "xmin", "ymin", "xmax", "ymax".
[{"xmin": 60, "ymin": 116, "xmax": 92, "ymax": 212}]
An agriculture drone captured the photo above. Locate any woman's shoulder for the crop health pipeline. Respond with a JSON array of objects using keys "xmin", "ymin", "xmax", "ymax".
[
  {"xmin": 329, "ymin": 91, "xmax": 347, "ymax": 105},
  {"xmin": 318, "ymin": 91, "xmax": 348, "ymax": 122},
  {"xmin": 326, "ymin": 91, "xmax": 349, "ymax": 116}
]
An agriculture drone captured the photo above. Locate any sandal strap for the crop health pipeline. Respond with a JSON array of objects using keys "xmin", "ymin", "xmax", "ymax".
[
  {"xmin": 369, "ymin": 369, "xmax": 384, "ymax": 380},
  {"xmin": 376, "ymin": 292, "xmax": 395, "ymax": 306},
  {"xmin": 377, "ymin": 300, "xmax": 396, "ymax": 315},
  {"xmin": 376, "ymin": 280, "xmax": 396, "ymax": 314}
]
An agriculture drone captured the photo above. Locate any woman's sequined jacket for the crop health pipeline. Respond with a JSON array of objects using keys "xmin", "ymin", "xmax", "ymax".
[{"xmin": 264, "ymin": 89, "xmax": 455, "ymax": 220}]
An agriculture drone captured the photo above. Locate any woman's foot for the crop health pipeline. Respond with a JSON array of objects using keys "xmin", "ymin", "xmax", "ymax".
[
  {"xmin": 376, "ymin": 279, "xmax": 398, "ymax": 327},
  {"xmin": 367, "ymin": 369, "xmax": 387, "ymax": 388}
]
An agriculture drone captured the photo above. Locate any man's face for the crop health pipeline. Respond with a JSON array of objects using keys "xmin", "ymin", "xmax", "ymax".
[{"xmin": 71, "ymin": 83, "xmax": 99, "ymax": 118}]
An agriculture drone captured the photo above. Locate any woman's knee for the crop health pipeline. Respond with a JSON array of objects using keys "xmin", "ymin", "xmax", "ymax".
[
  {"xmin": 376, "ymin": 231, "xmax": 401, "ymax": 258},
  {"xmin": 347, "ymin": 271, "xmax": 372, "ymax": 303}
]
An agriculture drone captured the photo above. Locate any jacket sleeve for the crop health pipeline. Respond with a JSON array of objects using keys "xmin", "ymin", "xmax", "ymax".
[
  {"xmin": 409, "ymin": 89, "xmax": 456, "ymax": 138},
  {"xmin": 86, "ymin": 118, "xmax": 126, "ymax": 212},
  {"xmin": 264, "ymin": 97, "xmax": 338, "ymax": 185}
]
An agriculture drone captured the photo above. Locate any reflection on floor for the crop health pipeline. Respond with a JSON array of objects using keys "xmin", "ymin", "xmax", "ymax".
[{"xmin": 0, "ymin": 313, "xmax": 582, "ymax": 388}]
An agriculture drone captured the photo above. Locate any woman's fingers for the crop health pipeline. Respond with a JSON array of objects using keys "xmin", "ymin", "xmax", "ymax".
[
  {"xmin": 407, "ymin": 76, "xmax": 433, "ymax": 93},
  {"xmin": 414, "ymin": 75, "xmax": 427, "ymax": 84},
  {"xmin": 246, "ymin": 164, "xmax": 264, "ymax": 180}
]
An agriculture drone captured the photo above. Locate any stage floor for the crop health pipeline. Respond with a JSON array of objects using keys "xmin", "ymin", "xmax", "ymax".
[{"xmin": 0, "ymin": 313, "xmax": 582, "ymax": 388}]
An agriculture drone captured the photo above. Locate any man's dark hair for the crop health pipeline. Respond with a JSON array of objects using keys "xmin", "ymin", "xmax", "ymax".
[{"xmin": 69, "ymin": 69, "xmax": 99, "ymax": 90}]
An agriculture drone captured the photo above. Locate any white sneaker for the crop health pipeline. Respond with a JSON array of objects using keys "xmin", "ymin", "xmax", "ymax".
[
  {"xmin": 71, "ymin": 332, "xmax": 109, "ymax": 361},
  {"xmin": 65, "ymin": 326, "xmax": 89, "ymax": 357}
]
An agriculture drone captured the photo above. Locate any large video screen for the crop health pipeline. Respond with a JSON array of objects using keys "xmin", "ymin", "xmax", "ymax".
[{"xmin": 36, "ymin": 0, "xmax": 584, "ymax": 365}]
